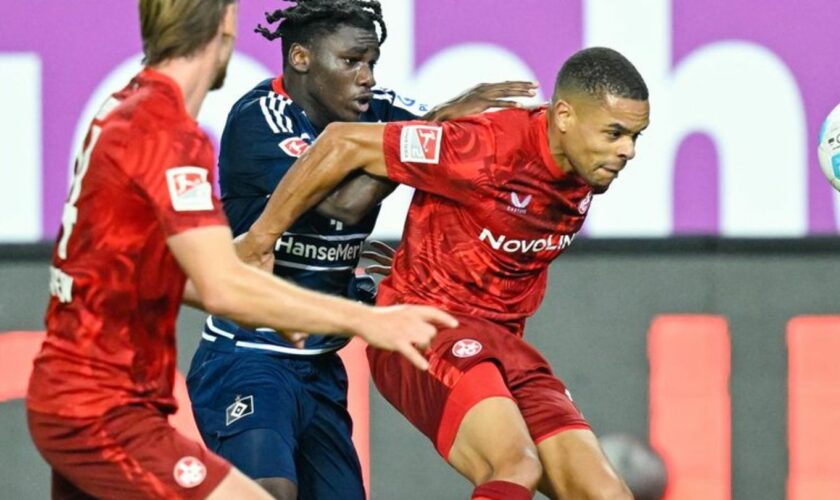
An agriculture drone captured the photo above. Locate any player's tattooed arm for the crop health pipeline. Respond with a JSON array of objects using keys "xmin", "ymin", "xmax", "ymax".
[
  {"xmin": 241, "ymin": 122, "xmax": 388, "ymax": 261},
  {"xmin": 421, "ymin": 80, "xmax": 538, "ymax": 122}
]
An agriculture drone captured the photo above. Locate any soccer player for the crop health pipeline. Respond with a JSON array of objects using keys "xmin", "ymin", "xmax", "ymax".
[
  {"xmin": 185, "ymin": 1, "xmax": 538, "ymax": 498},
  {"xmin": 237, "ymin": 46, "xmax": 650, "ymax": 500},
  {"xmin": 25, "ymin": 1, "xmax": 456, "ymax": 498}
]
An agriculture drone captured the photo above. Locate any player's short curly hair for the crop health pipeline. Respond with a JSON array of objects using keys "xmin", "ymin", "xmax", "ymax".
[
  {"xmin": 139, "ymin": 0, "xmax": 237, "ymax": 66},
  {"xmin": 256, "ymin": 0, "xmax": 387, "ymax": 67},
  {"xmin": 554, "ymin": 47, "xmax": 649, "ymax": 101}
]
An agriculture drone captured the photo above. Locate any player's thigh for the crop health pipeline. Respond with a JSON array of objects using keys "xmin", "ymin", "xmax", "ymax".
[
  {"xmin": 215, "ymin": 427, "xmax": 300, "ymax": 485},
  {"xmin": 446, "ymin": 363, "xmax": 541, "ymax": 487},
  {"xmin": 296, "ymin": 395, "xmax": 365, "ymax": 500},
  {"xmin": 536, "ymin": 429, "xmax": 631, "ymax": 500}
]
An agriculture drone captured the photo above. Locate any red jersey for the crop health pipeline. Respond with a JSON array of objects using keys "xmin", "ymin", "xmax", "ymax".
[
  {"xmin": 27, "ymin": 69, "xmax": 227, "ymax": 418},
  {"xmin": 379, "ymin": 108, "xmax": 593, "ymax": 332}
]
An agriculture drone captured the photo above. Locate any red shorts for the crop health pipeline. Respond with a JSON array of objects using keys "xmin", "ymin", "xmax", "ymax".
[
  {"xmin": 27, "ymin": 404, "xmax": 231, "ymax": 499},
  {"xmin": 367, "ymin": 313, "xmax": 590, "ymax": 458}
]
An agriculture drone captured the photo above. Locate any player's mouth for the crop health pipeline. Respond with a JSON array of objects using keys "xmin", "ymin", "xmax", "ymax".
[
  {"xmin": 598, "ymin": 165, "xmax": 621, "ymax": 179},
  {"xmin": 352, "ymin": 94, "xmax": 372, "ymax": 113}
]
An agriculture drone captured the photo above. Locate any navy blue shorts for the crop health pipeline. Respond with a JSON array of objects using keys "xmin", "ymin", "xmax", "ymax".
[{"xmin": 186, "ymin": 339, "xmax": 364, "ymax": 499}]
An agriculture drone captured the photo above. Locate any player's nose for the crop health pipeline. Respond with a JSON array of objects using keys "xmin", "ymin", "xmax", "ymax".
[
  {"xmin": 357, "ymin": 63, "xmax": 375, "ymax": 88},
  {"xmin": 617, "ymin": 139, "xmax": 636, "ymax": 161}
]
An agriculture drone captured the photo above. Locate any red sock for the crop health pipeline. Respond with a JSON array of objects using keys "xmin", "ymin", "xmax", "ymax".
[{"xmin": 471, "ymin": 480, "xmax": 532, "ymax": 500}]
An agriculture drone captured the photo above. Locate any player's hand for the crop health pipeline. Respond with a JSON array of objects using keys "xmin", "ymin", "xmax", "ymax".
[
  {"xmin": 356, "ymin": 305, "xmax": 459, "ymax": 371},
  {"xmin": 423, "ymin": 81, "xmax": 539, "ymax": 121},
  {"xmin": 233, "ymin": 231, "xmax": 275, "ymax": 273},
  {"xmin": 280, "ymin": 331, "xmax": 308, "ymax": 349},
  {"xmin": 361, "ymin": 240, "xmax": 396, "ymax": 276}
]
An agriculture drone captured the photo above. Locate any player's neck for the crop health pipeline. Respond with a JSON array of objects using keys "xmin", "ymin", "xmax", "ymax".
[
  {"xmin": 546, "ymin": 114, "xmax": 574, "ymax": 174},
  {"xmin": 282, "ymin": 74, "xmax": 332, "ymax": 130},
  {"xmin": 151, "ymin": 56, "xmax": 216, "ymax": 119}
]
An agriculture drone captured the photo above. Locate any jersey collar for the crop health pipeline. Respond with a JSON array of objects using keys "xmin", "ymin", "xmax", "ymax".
[
  {"xmin": 271, "ymin": 74, "xmax": 290, "ymax": 98},
  {"xmin": 139, "ymin": 67, "xmax": 190, "ymax": 121}
]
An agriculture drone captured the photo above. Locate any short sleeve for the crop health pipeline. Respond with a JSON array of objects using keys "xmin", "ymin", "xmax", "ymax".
[
  {"xmin": 219, "ymin": 98, "xmax": 311, "ymax": 200},
  {"xmin": 127, "ymin": 128, "xmax": 227, "ymax": 236},
  {"xmin": 382, "ymin": 117, "xmax": 496, "ymax": 202}
]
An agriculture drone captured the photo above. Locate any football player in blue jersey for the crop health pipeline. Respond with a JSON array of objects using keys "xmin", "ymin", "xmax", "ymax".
[{"xmin": 186, "ymin": 1, "xmax": 538, "ymax": 498}]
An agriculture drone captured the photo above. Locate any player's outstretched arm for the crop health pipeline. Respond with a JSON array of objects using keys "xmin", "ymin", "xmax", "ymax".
[
  {"xmin": 422, "ymin": 80, "xmax": 538, "ymax": 121},
  {"xmin": 310, "ymin": 80, "xmax": 537, "ymax": 224},
  {"xmin": 169, "ymin": 225, "xmax": 456, "ymax": 369},
  {"xmin": 240, "ymin": 122, "xmax": 389, "ymax": 261}
]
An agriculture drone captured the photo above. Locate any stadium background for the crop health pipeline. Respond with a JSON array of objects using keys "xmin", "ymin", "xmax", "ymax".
[{"xmin": 2, "ymin": 1, "xmax": 839, "ymax": 498}]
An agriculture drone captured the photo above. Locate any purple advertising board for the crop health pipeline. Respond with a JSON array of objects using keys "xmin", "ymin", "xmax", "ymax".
[{"xmin": 1, "ymin": 0, "xmax": 838, "ymax": 241}]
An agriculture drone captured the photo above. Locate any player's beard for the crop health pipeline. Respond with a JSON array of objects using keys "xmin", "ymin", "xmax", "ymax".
[{"xmin": 210, "ymin": 64, "xmax": 227, "ymax": 91}]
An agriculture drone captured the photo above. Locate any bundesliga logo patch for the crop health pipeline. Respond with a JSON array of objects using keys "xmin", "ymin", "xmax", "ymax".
[
  {"xmin": 165, "ymin": 166, "xmax": 213, "ymax": 212},
  {"xmin": 400, "ymin": 125, "xmax": 442, "ymax": 164},
  {"xmin": 173, "ymin": 456, "xmax": 206, "ymax": 489},
  {"xmin": 452, "ymin": 339, "xmax": 483, "ymax": 358}
]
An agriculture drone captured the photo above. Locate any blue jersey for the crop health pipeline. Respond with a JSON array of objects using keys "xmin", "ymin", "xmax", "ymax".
[{"xmin": 205, "ymin": 76, "xmax": 426, "ymax": 354}]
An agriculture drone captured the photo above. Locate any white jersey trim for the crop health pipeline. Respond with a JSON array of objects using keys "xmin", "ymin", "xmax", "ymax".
[
  {"xmin": 283, "ymin": 231, "xmax": 370, "ymax": 241},
  {"xmin": 275, "ymin": 260, "xmax": 354, "ymax": 272},
  {"xmin": 203, "ymin": 316, "xmax": 347, "ymax": 355}
]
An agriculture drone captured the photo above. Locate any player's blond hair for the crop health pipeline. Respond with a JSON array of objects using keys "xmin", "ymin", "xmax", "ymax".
[{"xmin": 139, "ymin": 0, "xmax": 236, "ymax": 66}]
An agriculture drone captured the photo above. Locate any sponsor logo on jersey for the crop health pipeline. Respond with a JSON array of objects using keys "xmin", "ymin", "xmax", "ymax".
[
  {"xmin": 400, "ymin": 125, "xmax": 442, "ymax": 164},
  {"xmin": 275, "ymin": 236, "xmax": 364, "ymax": 264},
  {"xmin": 225, "ymin": 395, "xmax": 254, "ymax": 426},
  {"xmin": 578, "ymin": 192, "xmax": 593, "ymax": 214},
  {"xmin": 508, "ymin": 192, "xmax": 533, "ymax": 214},
  {"xmin": 165, "ymin": 166, "xmax": 213, "ymax": 212},
  {"xmin": 479, "ymin": 228, "xmax": 576, "ymax": 253},
  {"xmin": 279, "ymin": 136, "xmax": 309, "ymax": 157},
  {"xmin": 452, "ymin": 339, "xmax": 483, "ymax": 358},
  {"xmin": 172, "ymin": 456, "xmax": 207, "ymax": 488}
]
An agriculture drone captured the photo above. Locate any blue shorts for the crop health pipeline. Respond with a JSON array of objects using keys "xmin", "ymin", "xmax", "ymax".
[{"xmin": 186, "ymin": 338, "xmax": 364, "ymax": 499}]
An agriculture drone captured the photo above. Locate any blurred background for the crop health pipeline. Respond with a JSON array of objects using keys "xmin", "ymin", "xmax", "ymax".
[{"xmin": 2, "ymin": 1, "xmax": 840, "ymax": 498}]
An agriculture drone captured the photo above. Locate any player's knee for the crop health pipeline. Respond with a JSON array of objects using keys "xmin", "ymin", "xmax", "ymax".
[{"xmin": 488, "ymin": 443, "xmax": 542, "ymax": 490}]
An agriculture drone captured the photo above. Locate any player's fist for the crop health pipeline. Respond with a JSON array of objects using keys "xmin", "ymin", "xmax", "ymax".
[
  {"xmin": 233, "ymin": 231, "xmax": 275, "ymax": 273},
  {"xmin": 424, "ymin": 81, "xmax": 539, "ymax": 121},
  {"xmin": 357, "ymin": 305, "xmax": 458, "ymax": 370}
]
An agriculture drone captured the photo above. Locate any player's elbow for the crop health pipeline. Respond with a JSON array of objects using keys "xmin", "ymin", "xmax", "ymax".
[{"xmin": 193, "ymin": 282, "xmax": 241, "ymax": 318}]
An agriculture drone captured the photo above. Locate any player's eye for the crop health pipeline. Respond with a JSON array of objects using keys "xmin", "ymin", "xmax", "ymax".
[
  {"xmin": 606, "ymin": 130, "xmax": 622, "ymax": 140},
  {"xmin": 343, "ymin": 57, "xmax": 360, "ymax": 66}
]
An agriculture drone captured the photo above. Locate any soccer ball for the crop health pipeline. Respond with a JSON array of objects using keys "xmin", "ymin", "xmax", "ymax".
[{"xmin": 818, "ymin": 103, "xmax": 840, "ymax": 191}]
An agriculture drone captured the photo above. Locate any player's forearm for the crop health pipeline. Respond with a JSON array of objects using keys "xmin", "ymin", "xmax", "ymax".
[
  {"xmin": 249, "ymin": 124, "xmax": 363, "ymax": 241},
  {"xmin": 182, "ymin": 280, "xmax": 202, "ymax": 309},
  {"xmin": 208, "ymin": 262, "xmax": 368, "ymax": 336},
  {"xmin": 314, "ymin": 173, "xmax": 397, "ymax": 225}
]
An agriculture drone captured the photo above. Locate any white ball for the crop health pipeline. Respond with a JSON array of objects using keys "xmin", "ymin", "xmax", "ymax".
[{"xmin": 818, "ymin": 103, "xmax": 840, "ymax": 191}]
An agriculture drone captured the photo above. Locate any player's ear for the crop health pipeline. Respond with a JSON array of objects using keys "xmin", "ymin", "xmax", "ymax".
[
  {"xmin": 551, "ymin": 99, "xmax": 573, "ymax": 133},
  {"xmin": 288, "ymin": 43, "xmax": 311, "ymax": 73}
]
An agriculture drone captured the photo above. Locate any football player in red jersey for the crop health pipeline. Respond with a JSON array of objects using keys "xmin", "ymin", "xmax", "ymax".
[
  {"xmin": 26, "ymin": 1, "xmax": 456, "ymax": 498},
  {"xmin": 237, "ymin": 47, "xmax": 650, "ymax": 500}
]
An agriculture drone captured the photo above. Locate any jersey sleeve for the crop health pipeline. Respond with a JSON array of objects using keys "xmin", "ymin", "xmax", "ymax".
[
  {"xmin": 382, "ymin": 116, "xmax": 496, "ymax": 202},
  {"xmin": 127, "ymin": 128, "xmax": 227, "ymax": 236},
  {"xmin": 217, "ymin": 97, "xmax": 312, "ymax": 233}
]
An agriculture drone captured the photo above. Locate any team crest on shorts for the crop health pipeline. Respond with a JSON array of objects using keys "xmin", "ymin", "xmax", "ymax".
[
  {"xmin": 173, "ymin": 456, "xmax": 206, "ymax": 489},
  {"xmin": 452, "ymin": 339, "xmax": 483, "ymax": 358},
  {"xmin": 226, "ymin": 395, "xmax": 254, "ymax": 426}
]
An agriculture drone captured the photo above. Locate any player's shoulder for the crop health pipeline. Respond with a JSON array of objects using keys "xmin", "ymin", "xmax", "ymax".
[
  {"xmin": 228, "ymin": 78, "xmax": 306, "ymax": 135},
  {"xmin": 368, "ymin": 87, "xmax": 429, "ymax": 121},
  {"xmin": 479, "ymin": 106, "xmax": 544, "ymax": 144}
]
